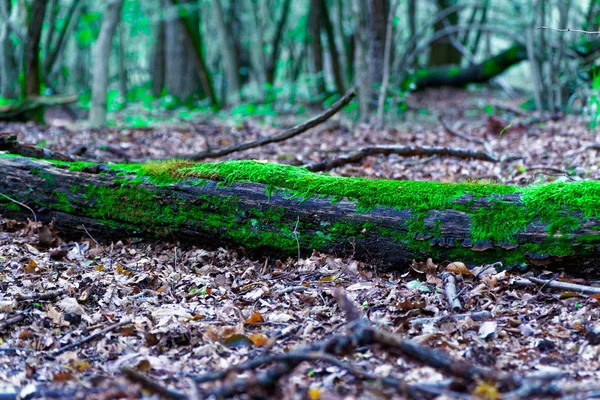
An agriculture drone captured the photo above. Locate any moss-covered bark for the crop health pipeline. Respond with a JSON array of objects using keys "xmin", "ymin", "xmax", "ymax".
[{"xmin": 1, "ymin": 154, "xmax": 599, "ymax": 271}]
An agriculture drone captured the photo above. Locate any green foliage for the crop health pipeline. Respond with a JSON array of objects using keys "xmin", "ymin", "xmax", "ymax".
[{"xmin": 588, "ymin": 68, "xmax": 600, "ymax": 129}]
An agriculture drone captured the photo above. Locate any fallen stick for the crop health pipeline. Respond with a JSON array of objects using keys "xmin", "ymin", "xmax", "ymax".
[
  {"xmin": 0, "ymin": 314, "xmax": 26, "ymax": 331},
  {"xmin": 0, "ymin": 133, "xmax": 76, "ymax": 162},
  {"xmin": 515, "ymin": 276, "xmax": 600, "ymax": 294},
  {"xmin": 49, "ymin": 319, "xmax": 131, "ymax": 355},
  {"xmin": 15, "ymin": 288, "xmax": 68, "ymax": 302},
  {"xmin": 442, "ymin": 272, "xmax": 462, "ymax": 312},
  {"xmin": 438, "ymin": 115, "xmax": 488, "ymax": 146},
  {"xmin": 304, "ymin": 144, "xmax": 498, "ymax": 172},
  {"xmin": 175, "ymin": 87, "xmax": 356, "ymax": 161}
]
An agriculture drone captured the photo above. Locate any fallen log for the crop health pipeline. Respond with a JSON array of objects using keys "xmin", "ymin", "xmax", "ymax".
[
  {"xmin": 1, "ymin": 154, "xmax": 599, "ymax": 271},
  {"xmin": 0, "ymin": 94, "xmax": 78, "ymax": 121}
]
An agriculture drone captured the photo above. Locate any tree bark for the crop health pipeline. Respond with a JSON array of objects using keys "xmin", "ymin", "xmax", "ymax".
[
  {"xmin": 168, "ymin": 0, "xmax": 218, "ymax": 108},
  {"xmin": 320, "ymin": 0, "xmax": 347, "ymax": 95},
  {"xmin": 429, "ymin": 0, "xmax": 462, "ymax": 67},
  {"xmin": 365, "ymin": 0, "xmax": 387, "ymax": 100},
  {"xmin": 210, "ymin": 0, "xmax": 241, "ymax": 102},
  {"xmin": 89, "ymin": 0, "xmax": 124, "ymax": 127},
  {"xmin": 151, "ymin": 0, "xmax": 166, "ymax": 97},
  {"xmin": 1, "ymin": 154, "xmax": 599, "ymax": 272},
  {"xmin": 265, "ymin": 0, "xmax": 292, "ymax": 87},
  {"xmin": 22, "ymin": 0, "xmax": 47, "ymax": 123},
  {"xmin": 308, "ymin": 0, "xmax": 326, "ymax": 95},
  {"xmin": 0, "ymin": 0, "xmax": 17, "ymax": 98}
]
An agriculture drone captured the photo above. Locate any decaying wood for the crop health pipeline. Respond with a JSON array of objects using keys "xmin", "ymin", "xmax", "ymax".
[
  {"xmin": 176, "ymin": 87, "xmax": 355, "ymax": 161},
  {"xmin": 514, "ymin": 276, "xmax": 600, "ymax": 294},
  {"xmin": 1, "ymin": 155, "xmax": 599, "ymax": 270},
  {"xmin": 0, "ymin": 133, "xmax": 75, "ymax": 161},
  {"xmin": 49, "ymin": 319, "xmax": 131, "ymax": 355},
  {"xmin": 442, "ymin": 272, "xmax": 462, "ymax": 312},
  {"xmin": 304, "ymin": 144, "xmax": 498, "ymax": 172}
]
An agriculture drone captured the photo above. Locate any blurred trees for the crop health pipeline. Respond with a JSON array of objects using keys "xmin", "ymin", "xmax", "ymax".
[{"xmin": 0, "ymin": 0, "xmax": 599, "ymax": 125}]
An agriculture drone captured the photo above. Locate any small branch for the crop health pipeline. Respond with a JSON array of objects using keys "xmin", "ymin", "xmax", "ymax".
[
  {"xmin": 538, "ymin": 26, "xmax": 600, "ymax": 36},
  {"xmin": 514, "ymin": 276, "xmax": 600, "ymax": 295},
  {"xmin": 0, "ymin": 313, "xmax": 26, "ymax": 331},
  {"xmin": 173, "ymin": 87, "xmax": 356, "ymax": 161},
  {"xmin": 50, "ymin": 319, "xmax": 131, "ymax": 355},
  {"xmin": 442, "ymin": 272, "xmax": 462, "ymax": 312},
  {"xmin": 0, "ymin": 193, "xmax": 37, "ymax": 222},
  {"xmin": 121, "ymin": 367, "xmax": 188, "ymax": 400},
  {"xmin": 438, "ymin": 115, "xmax": 487, "ymax": 146},
  {"xmin": 305, "ymin": 144, "xmax": 498, "ymax": 172},
  {"xmin": 16, "ymin": 288, "xmax": 68, "ymax": 302}
]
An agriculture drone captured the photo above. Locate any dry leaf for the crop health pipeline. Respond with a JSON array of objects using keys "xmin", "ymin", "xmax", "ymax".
[
  {"xmin": 58, "ymin": 298, "xmax": 85, "ymax": 315},
  {"xmin": 245, "ymin": 311, "xmax": 264, "ymax": 324},
  {"xmin": 446, "ymin": 262, "xmax": 471, "ymax": 275},
  {"xmin": 249, "ymin": 333, "xmax": 269, "ymax": 347}
]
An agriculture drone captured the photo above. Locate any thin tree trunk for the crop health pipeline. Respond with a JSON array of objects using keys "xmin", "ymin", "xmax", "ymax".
[
  {"xmin": 527, "ymin": 0, "xmax": 544, "ymax": 117},
  {"xmin": 333, "ymin": 0, "xmax": 350, "ymax": 84},
  {"xmin": 352, "ymin": 0, "xmax": 368, "ymax": 120},
  {"xmin": 377, "ymin": 0, "xmax": 399, "ymax": 129},
  {"xmin": 470, "ymin": 0, "xmax": 489, "ymax": 54},
  {"xmin": 365, "ymin": 0, "xmax": 387, "ymax": 104},
  {"xmin": 118, "ymin": 22, "xmax": 128, "ymax": 100},
  {"xmin": 151, "ymin": 0, "xmax": 166, "ymax": 97},
  {"xmin": 265, "ymin": 0, "xmax": 292, "ymax": 87},
  {"xmin": 250, "ymin": 0, "xmax": 267, "ymax": 90},
  {"xmin": 0, "ymin": 0, "xmax": 17, "ymax": 98},
  {"xmin": 320, "ymin": 0, "xmax": 346, "ymax": 95},
  {"xmin": 89, "ymin": 0, "xmax": 124, "ymax": 127},
  {"xmin": 23, "ymin": 0, "xmax": 47, "ymax": 122},
  {"xmin": 308, "ymin": 0, "xmax": 326, "ymax": 95},
  {"xmin": 210, "ymin": 0, "xmax": 240, "ymax": 102},
  {"xmin": 44, "ymin": 0, "xmax": 83, "ymax": 79}
]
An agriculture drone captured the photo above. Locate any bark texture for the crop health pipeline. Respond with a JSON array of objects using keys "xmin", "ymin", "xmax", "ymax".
[
  {"xmin": 90, "ymin": 0, "xmax": 124, "ymax": 127},
  {"xmin": 1, "ymin": 155, "xmax": 599, "ymax": 272}
]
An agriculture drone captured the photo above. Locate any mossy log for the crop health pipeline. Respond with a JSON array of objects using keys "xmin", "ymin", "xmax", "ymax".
[
  {"xmin": 412, "ymin": 40, "xmax": 600, "ymax": 90},
  {"xmin": 413, "ymin": 45, "xmax": 527, "ymax": 90},
  {"xmin": 1, "ymin": 154, "xmax": 599, "ymax": 272},
  {"xmin": 0, "ymin": 94, "xmax": 77, "ymax": 121}
]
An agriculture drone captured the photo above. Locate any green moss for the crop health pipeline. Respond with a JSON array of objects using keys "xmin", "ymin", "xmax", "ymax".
[
  {"xmin": 2, "ymin": 154, "xmax": 600, "ymax": 266},
  {"xmin": 483, "ymin": 60, "xmax": 502, "ymax": 77}
]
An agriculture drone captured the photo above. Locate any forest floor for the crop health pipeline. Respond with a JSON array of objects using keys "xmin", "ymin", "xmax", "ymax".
[{"xmin": 1, "ymin": 88, "xmax": 600, "ymax": 399}]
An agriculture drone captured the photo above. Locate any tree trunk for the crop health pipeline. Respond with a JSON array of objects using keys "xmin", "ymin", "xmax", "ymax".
[
  {"xmin": 89, "ymin": 0, "xmax": 124, "ymax": 127},
  {"xmin": 320, "ymin": 0, "xmax": 347, "ymax": 95},
  {"xmin": 352, "ymin": 0, "xmax": 368, "ymax": 120},
  {"xmin": 168, "ymin": 0, "xmax": 218, "ymax": 108},
  {"xmin": 210, "ymin": 0, "xmax": 240, "ymax": 102},
  {"xmin": 0, "ymin": 0, "xmax": 17, "ymax": 98},
  {"xmin": 44, "ymin": 0, "xmax": 83, "ymax": 79},
  {"xmin": 429, "ymin": 0, "xmax": 462, "ymax": 67},
  {"xmin": 365, "ymin": 0, "xmax": 387, "ymax": 102},
  {"xmin": 23, "ymin": 0, "xmax": 47, "ymax": 121},
  {"xmin": 265, "ymin": 0, "xmax": 292, "ymax": 88},
  {"xmin": 151, "ymin": 0, "xmax": 166, "ymax": 97},
  {"xmin": 163, "ymin": 0, "xmax": 201, "ymax": 100},
  {"xmin": 308, "ymin": 0, "xmax": 326, "ymax": 95},
  {"xmin": 1, "ymin": 154, "xmax": 599, "ymax": 272}
]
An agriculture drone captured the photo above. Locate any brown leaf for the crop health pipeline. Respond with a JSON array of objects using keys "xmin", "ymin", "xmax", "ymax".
[
  {"xmin": 446, "ymin": 262, "xmax": 471, "ymax": 276},
  {"xmin": 245, "ymin": 311, "xmax": 264, "ymax": 324},
  {"xmin": 249, "ymin": 333, "xmax": 269, "ymax": 347}
]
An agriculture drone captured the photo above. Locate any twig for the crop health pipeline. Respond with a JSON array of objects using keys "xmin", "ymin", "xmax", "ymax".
[
  {"xmin": 0, "ymin": 313, "xmax": 26, "ymax": 331},
  {"xmin": 538, "ymin": 26, "xmax": 600, "ymax": 36},
  {"xmin": 409, "ymin": 311, "xmax": 493, "ymax": 328},
  {"xmin": 171, "ymin": 87, "xmax": 356, "ymax": 161},
  {"xmin": 121, "ymin": 367, "xmax": 188, "ymax": 400},
  {"xmin": 438, "ymin": 115, "xmax": 487, "ymax": 146},
  {"xmin": 566, "ymin": 143, "xmax": 600, "ymax": 157},
  {"xmin": 514, "ymin": 276, "xmax": 600, "ymax": 294},
  {"xmin": 50, "ymin": 319, "xmax": 131, "ymax": 355},
  {"xmin": 277, "ymin": 285, "xmax": 309, "ymax": 295},
  {"xmin": 442, "ymin": 272, "xmax": 462, "ymax": 312},
  {"xmin": 305, "ymin": 144, "xmax": 498, "ymax": 172},
  {"xmin": 15, "ymin": 288, "xmax": 68, "ymax": 302},
  {"xmin": 0, "ymin": 193, "xmax": 37, "ymax": 222}
]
